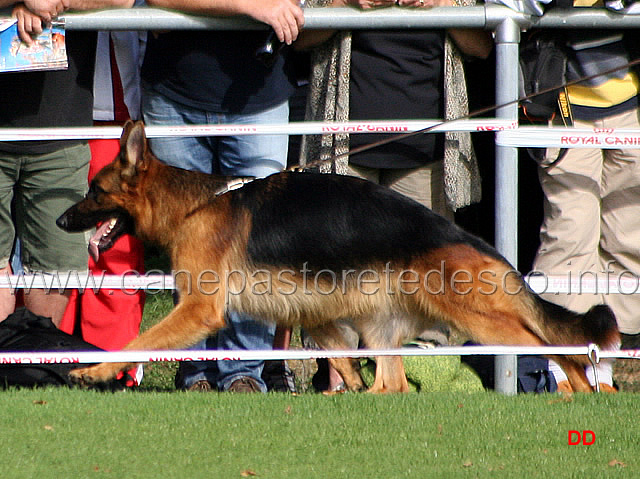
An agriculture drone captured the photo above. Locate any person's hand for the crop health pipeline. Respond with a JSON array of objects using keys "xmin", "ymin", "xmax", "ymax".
[
  {"xmin": 396, "ymin": 0, "xmax": 453, "ymax": 7},
  {"xmin": 344, "ymin": 0, "xmax": 396, "ymax": 10},
  {"xmin": 250, "ymin": 0, "xmax": 305, "ymax": 45},
  {"xmin": 23, "ymin": 0, "xmax": 69, "ymax": 23},
  {"xmin": 12, "ymin": 4, "xmax": 46, "ymax": 45}
]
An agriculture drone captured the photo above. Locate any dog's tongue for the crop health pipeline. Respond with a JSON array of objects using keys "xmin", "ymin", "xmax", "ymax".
[{"xmin": 88, "ymin": 222, "xmax": 112, "ymax": 263}]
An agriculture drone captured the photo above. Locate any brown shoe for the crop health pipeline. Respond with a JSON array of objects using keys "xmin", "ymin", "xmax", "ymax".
[
  {"xmin": 187, "ymin": 380, "xmax": 214, "ymax": 392},
  {"xmin": 227, "ymin": 377, "xmax": 262, "ymax": 393}
]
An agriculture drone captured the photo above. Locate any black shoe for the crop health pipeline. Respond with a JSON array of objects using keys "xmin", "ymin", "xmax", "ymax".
[
  {"xmin": 312, "ymin": 358, "xmax": 330, "ymax": 392},
  {"xmin": 621, "ymin": 333, "xmax": 640, "ymax": 349},
  {"xmin": 262, "ymin": 360, "xmax": 297, "ymax": 393}
]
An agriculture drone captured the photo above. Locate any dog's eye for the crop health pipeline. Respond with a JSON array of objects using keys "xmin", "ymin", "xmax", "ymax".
[{"xmin": 88, "ymin": 183, "xmax": 106, "ymax": 201}]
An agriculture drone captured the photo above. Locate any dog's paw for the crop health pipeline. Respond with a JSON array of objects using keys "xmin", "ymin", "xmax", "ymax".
[{"xmin": 69, "ymin": 364, "xmax": 117, "ymax": 386}]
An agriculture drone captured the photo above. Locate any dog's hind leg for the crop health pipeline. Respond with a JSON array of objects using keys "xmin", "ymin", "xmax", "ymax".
[
  {"xmin": 69, "ymin": 298, "xmax": 226, "ymax": 385},
  {"xmin": 368, "ymin": 356, "xmax": 410, "ymax": 394},
  {"xmin": 355, "ymin": 313, "xmax": 415, "ymax": 394},
  {"xmin": 443, "ymin": 306, "xmax": 594, "ymax": 393},
  {"xmin": 305, "ymin": 322, "xmax": 366, "ymax": 392},
  {"xmin": 546, "ymin": 355, "xmax": 593, "ymax": 393}
]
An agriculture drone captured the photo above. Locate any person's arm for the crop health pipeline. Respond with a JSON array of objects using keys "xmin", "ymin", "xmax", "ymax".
[
  {"xmin": 295, "ymin": 0, "xmax": 395, "ymax": 51},
  {"xmin": 402, "ymin": 0, "xmax": 492, "ymax": 59},
  {"xmin": 446, "ymin": 27, "xmax": 493, "ymax": 59},
  {"xmin": 12, "ymin": 0, "xmax": 134, "ymax": 45},
  {"xmin": 146, "ymin": 0, "xmax": 305, "ymax": 45},
  {"xmin": 1, "ymin": 0, "xmax": 68, "ymax": 22},
  {"xmin": 68, "ymin": 0, "xmax": 134, "ymax": 8},
  {"xmin": 297, "ymin": 0, "xmax": 492, "ymax": 59}
]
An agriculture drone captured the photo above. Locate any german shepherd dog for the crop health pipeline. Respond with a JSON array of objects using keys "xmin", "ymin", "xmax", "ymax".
[{"xmin": 57, "ymin": 121, "xmax": 619, "ymax": 393}]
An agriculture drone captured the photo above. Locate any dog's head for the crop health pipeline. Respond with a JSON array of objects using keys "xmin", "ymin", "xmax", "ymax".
[{"xmin": 56, "ymin": 120, "xmax": 151, "ymax": 261}]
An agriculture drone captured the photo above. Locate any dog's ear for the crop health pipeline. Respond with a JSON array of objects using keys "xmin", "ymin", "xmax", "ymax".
[
  {"xmin": 120, "ymin": 121, "xmax": 150, "ymax": 180},
  {"xmin": 120, "ymin": 119, "xmax": 136, "ymax": 147}
]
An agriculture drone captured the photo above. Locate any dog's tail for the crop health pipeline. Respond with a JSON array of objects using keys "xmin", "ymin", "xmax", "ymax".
[{"xmin": 530, "ymin": 296, "xmax": 620, "ymax": 350}]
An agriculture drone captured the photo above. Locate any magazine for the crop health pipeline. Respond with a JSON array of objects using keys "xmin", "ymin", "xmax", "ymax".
[{"xmin": 0, "ymin": 18, "xmax": 67, "ymax": 73}]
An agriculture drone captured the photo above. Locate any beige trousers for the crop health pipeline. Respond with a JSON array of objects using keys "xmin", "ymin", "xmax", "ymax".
[
  {"xmin": 348, "ymin": 162, "xmax": 454, "ymax": 221},
  {"xmin": 533, "ymin": 108, "xmax": 640, "ymax": 334}
]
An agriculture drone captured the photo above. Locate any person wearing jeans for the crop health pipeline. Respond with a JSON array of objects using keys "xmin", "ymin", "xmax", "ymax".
[
  {"xmin": 142, "ymin": 92, "xmax": 290, "ymax": 392},
  {"xmin": 140, "ymin": 0, "xmax": 303, "ymax": 392}
]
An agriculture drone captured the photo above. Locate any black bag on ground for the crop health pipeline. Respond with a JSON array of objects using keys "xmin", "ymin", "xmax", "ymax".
[
  {"xmin": 461, "ymin": 342, "xmax": 557, "ymax": 394},
  {"xmin": 0, "ymin": 307, "xmax": 121, "ymax": 389}
]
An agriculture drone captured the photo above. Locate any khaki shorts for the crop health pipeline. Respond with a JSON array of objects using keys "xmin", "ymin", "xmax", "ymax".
[{"xmin": 0, "ymin": 144, "xmax": 90, "ymax": 273}]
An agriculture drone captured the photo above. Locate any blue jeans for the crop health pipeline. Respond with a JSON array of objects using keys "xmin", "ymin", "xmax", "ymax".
[{"xmin": 143, "ymin": 86, "xmax": 289, "ymax": 391}]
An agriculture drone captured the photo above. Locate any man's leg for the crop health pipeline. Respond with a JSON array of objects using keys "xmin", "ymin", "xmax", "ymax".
[
  {"xmin": 0, "ymin": 266, "xmax": 16, "ymax": 322},
  {"xmin": 142, "ymin": 85, "xmax": 215, "ymax": 174},
  {"xmin": 23, "ymin": 290, "xmax": 71, "ymax": 327},
  {"xmin": 16, "ymin": 144, "xmax": 90, "ymax": 327},
  {"xmin": 0, "ymin": 154, "xmax": 17, "ymax": 322},
  {"xmin": 143, "ymin": 87, "xmax": 221, "ymax": 389},
  {"xmin": 533, "ymin": 120, "xmax": 610, "ymax": 390},
  {"xmin": 215, "ymin": 100, "xmax": 289, "ymax": 392},
  {"xmin": 533, "ymin": 123, "xmax": 604, "ymax": 312},
  {"xmin": 599, "ymin": 109, "xmax": 640, "ymax": 336}
]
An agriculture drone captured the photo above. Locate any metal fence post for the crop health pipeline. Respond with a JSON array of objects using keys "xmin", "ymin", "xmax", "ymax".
[{"xmin": 493, "ymin": 17, "xmax": 521, "ymax": 395}]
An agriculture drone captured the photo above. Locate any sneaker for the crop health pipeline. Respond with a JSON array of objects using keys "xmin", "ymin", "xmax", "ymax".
[
  {"xmin": 262, "ymin": 360, "xmax": 297, "ymax": 393},
  {"xmin": 227, "ymin": 376, "xmax": 262, "ymax": 393}
]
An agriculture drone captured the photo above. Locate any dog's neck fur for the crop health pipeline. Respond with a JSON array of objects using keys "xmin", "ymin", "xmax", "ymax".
[{"xmin": 134, "ymin": 157, "xmax": 231, "ymax": 249}]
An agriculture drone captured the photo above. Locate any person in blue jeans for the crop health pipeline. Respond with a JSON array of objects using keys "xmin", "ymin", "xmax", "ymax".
[{"xmin": 141, "ymin": 0, "xmax": 304, "ymax": 393}]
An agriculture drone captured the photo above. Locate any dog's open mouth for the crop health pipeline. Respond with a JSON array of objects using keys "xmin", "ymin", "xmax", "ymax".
[{"xmin": 88, "ymin": 216, "xmax": 127, "ymax": 262}]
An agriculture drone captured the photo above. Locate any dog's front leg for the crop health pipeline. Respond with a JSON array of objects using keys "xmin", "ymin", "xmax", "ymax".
[
  {"xmin": 368, "ymin": 355, "xmax": 410, "ymax": 394},
  {"xmin": 69, "ymin": 299, "xmax": 226, "ymax": 385}
]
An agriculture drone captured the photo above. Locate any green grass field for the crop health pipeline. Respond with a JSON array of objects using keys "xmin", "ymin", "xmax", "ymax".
[
  {"xmin": 3, "ymin": 291, "xmax": 639, "ymax": 478},
  {"xmin": 2, "ymin": 389, "xmax": 637, "ymax": 478}
]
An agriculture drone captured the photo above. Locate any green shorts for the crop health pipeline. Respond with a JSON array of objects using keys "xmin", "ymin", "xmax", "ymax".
[{"xmin": 0, "ymin": 144, "xmax": 90, "ymax": 273}]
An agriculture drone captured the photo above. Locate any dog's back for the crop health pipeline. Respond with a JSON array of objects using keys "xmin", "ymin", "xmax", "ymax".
[{"xmin": 235, "ymin": 172, "xmax": 500, "ymax": 271}]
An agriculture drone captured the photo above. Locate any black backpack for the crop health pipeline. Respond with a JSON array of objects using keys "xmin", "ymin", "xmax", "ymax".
[
  {"xmin": 0, "ymin": 307, "xmax": 122, "ymax": 389},
  {"xmin": 518, "ymin": 29, "xmax": 572, "ymax": 164},
  {"xmin": 519, "ymin": 30, "xmax": 570, "ymax": 124}
]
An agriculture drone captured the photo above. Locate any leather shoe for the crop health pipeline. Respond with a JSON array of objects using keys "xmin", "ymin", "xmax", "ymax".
[{"xmin": 227, "ymin": 376, "xmax": 262, "ymax": 393}]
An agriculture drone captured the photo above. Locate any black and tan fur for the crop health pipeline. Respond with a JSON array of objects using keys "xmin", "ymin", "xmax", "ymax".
[{"xmin": 57, "ymin": 121, "xmax": 619, "ymax": 393}]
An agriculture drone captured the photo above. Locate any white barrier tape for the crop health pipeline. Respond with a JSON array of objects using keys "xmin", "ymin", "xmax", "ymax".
[
  {"xmin": 0, "ymin": 119, "xmax": 516, "ymax": 141},
  {"xmin": 0, "ymin": 274, "xmax": 173, "ymax": 291},
  {"xmin": 0, "ymin": 345, "xmax": 634, "ymax": 365},
  {"xmin": 525, "ymin": 274, "xmax": 640, "ymax": 295},
  {"xmin": 497, "ymin": 127, "xmax": 640, "ymax": 149},
  {"xmin": 3, "ymin": 273, "xmax": 640, "ymax": 294}
]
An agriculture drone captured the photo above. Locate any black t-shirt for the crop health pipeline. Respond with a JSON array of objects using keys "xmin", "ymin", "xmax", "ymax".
[
  {"xmin": 0, "ymin": 31, "xmax": 97, "ymax": 155},
  {"xmin": 348, "ymin": 30, "xmax": 444, "ymax": 169},
  {"xmin": 141, "ymin": 31, "xmax": 296, "ymax": 114}
]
